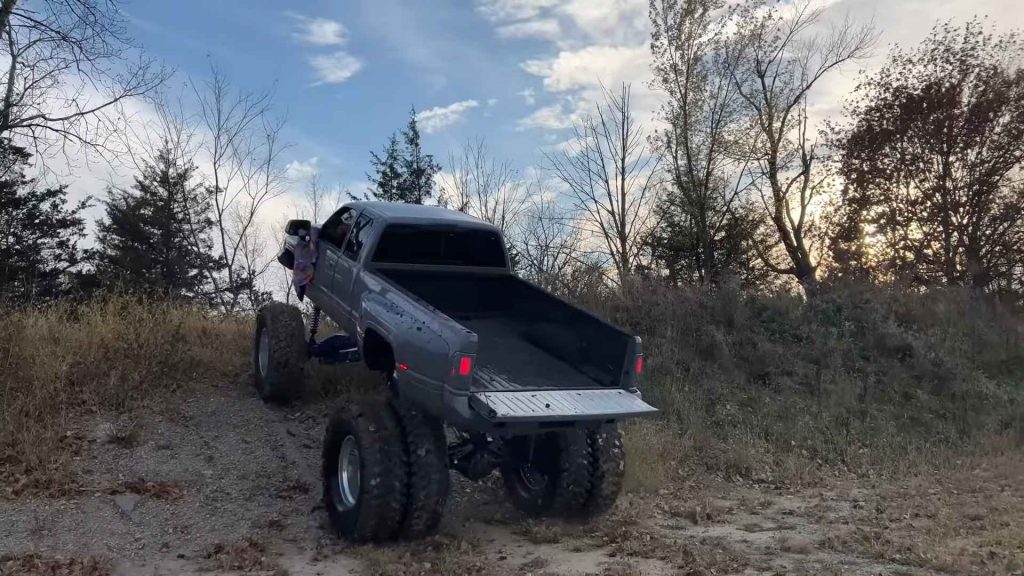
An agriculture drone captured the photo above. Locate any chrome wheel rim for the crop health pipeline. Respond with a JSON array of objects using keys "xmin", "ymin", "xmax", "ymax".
[
  {"xmin": 257, "ymin": 327, "xmax": 270, "ymax": 376},
  {"xmin": 337, "ymin": 435, "xmax": 360, "ymax": 510}
]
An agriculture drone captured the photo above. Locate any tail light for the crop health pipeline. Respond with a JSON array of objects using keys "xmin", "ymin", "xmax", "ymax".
[
  {"xmin": 635, "ymin": 354, "xmax": 644, "ymax": 375},
  {"xmin": 451, "ymin": 354, "xmax": 475, "ymax": 382},
  {"xmin": 458, "ymin": 355, "xmax": 473, "ymax": 376}
]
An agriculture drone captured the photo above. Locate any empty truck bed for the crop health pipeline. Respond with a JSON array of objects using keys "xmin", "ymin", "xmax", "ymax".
[{"xmin": 376, "ymin": 268, "xmax": 631, "ymax": 392}]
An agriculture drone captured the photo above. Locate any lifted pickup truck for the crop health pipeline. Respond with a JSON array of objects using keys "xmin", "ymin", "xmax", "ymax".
[{"xmin": 256, "ymin": 201, "xmax": 656, "ymax": 542}]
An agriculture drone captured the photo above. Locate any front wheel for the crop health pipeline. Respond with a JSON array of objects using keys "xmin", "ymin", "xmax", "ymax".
[
  {"xmin": 252, "ymin": 302, "xmax": 306, "ymax": 403},
  {"xmin": 322, "ymin": 400, "xmax": 407, "ymax": 542}
]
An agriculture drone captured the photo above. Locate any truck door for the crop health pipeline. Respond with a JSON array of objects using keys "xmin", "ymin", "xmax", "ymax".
[
  {"xmin": 333, "ymin": 212, "xmax": 374, "ymax": 329},
  {"xmin": 316, "ymin": 207, "xmax": 357, "ymax": 322}
]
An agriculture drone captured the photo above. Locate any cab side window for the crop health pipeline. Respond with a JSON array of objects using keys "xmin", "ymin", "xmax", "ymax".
[
  {"xmin": 321, "ymin": 207, "xmax": 357, "ymax": 247},
  {"xmin": 343, "ymin": 214, "xmax": 374, "ymax": 260}
]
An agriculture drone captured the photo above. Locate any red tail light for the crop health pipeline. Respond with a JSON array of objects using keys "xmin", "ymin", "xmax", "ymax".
[
  {"xmin": 458, "ymin": 356, "xmax": 473, "ymax": 376},
  {"xmin": 635, "ymin": 355, "xmax": 644, "ymax": 375}
]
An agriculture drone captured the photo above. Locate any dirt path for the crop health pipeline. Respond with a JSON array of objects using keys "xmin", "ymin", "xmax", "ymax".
[{"xmin": 2, "ymin": 377, "xmax": 1020, "ymax": 575}]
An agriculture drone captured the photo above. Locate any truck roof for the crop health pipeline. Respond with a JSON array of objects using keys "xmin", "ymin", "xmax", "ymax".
[{"xmin": 346, "ymin": 201, "xmax": 499, "ymax": 230}]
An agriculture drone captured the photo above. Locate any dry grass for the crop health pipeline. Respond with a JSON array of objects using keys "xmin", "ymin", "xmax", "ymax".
[
  {"xmin": 0, "ymin": 295, "xmax": 249, "ymax": 497},
  {"xmin": 105, "ymin": 478, "xmax": 185, "ymax": 500},
  {"xmin": 0, "ymin": 554, "xmax": 111, "ymax": 576},
  {"xmin": 822, "ymin": 440, "xmax": 1024, "ymax": 575},
  {"xmin": 202, "ymin": 538, "xmax": 282, "ymax": 573},
  {"xmin": 585, "ymin": 280, "xmax": 1024, "ymax": 484},
  {"xmin": 353, "ymin": 535, "xmax": 493, "ymax": 576}
]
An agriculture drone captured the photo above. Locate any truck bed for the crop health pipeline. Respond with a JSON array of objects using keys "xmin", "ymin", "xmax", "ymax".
[{"xmin": 377, "ymin": 269, "xmax": 631, "ymax": 392}]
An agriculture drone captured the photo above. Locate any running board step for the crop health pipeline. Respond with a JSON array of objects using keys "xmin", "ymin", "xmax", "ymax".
[{"xmin": 469, "ymin": 389, "xmax": 657, "ymax": 423}]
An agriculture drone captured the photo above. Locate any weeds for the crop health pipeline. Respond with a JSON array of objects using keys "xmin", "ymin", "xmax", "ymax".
[
  {"xmin": 0, "ymin": 295, "xmax": 249, "ymax": 497},
  {"xmin": 595, "ymin": 281, "xmax": 1024, "ymax": 483},
  {"xmin": 0, "ymin": 554, "xmax": 111, "ymax": 576}
]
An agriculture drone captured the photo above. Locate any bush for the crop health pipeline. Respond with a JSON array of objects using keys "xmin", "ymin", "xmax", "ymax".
[
  {"xmin": 593, "ymin": 280, "xmax": 1024, "ymax": 482},
  {"xmin": 0, "ymin": 296, "xmax": 249, "ymax": 495}
]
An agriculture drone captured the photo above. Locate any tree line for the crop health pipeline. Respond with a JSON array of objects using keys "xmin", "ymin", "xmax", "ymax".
[{"xmin": 1, "ymin": 0, "xmax": 1022, "ymax": 308}]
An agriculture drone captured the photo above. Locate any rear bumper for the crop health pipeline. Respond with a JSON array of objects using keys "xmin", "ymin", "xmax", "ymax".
[{"xmin": 469, "ymin": 388, "xmax": 657, "ymax": 424}]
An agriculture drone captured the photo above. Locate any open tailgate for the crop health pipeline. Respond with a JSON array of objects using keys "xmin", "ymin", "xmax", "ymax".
[{"xmin": 469, "ymin": 389, "xmax": 657, "ymax": 423}]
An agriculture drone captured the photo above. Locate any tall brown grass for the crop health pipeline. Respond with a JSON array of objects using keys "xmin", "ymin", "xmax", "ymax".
[
  {"xmin": 0, "ymin": 296, "xmax": 249, "ymax": 495},
  {"xmin": 2, "ymin": 281, "xmax": 1021, "ymax": 497},
  {"xmin": 589, "ymin": 280, "xmax": 1024, "ymax": 485}
]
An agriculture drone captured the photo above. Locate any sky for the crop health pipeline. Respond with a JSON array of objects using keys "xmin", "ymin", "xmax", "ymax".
[{"xmin": 59, "ymin": 0, "xmax": 1024, "ymax": 221}]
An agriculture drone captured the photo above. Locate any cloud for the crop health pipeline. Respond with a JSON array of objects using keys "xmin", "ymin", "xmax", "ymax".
[
  {"xmin": 476, "ymin": 0, "xmax": 561, "ymax": 22},
  {"xmin": 522, "ymin": 45, "xmax": 650, "ymax": 92},
  {"xmin": 518, "ymin": 87, "xmax": 536, "ymax": 105},
  {"xmin": 517, "ymin": 101, "xmax": 580, "ymax": 131},
  {"xmin": 308, "ymin": 51, "xmax": 363, "ymax": 85},
  {"xmin": 285, "ymin": 157, "xmax": 319, "ymax": 181},
  {"xmin": 416, "ymin": 100, "xmax": 481, "ymax": 133},
  {"xmin": 290, "ymin": 15, "xmax": 348, "ymax": 46},
  {"xmin": 496, "ymin": 18, "xmax": 562, "ymax": 40}
]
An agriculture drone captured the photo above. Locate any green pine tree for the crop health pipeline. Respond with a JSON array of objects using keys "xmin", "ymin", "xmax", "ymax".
[
  {"xmin": 363, "ymin": 108, "xmax": 442, "ymax": 204},
  {"xmin": 364, "ymin": 133, "xmax": 404, "ymax": 202},
  {"xmin": 399, "ymin": 107, "xmax": 441, "ymax": 204},
  {"xmin": 0, "ymin": 141, "xmax": 89, "ymax": 303},
  {"xmin": 94, "ymin": 145, "xmax": 223, "ymax": 303}
]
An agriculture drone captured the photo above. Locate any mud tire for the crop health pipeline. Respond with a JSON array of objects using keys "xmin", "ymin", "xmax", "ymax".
[
  {"xmin": 500, "ymin": 430, "xmax": 591, "ymax": 517},
  {"xmin": 253, "ymin": 302, "xmax": 306, "ymax": 403},
  {"xmin": 322, "ymin": 400, "xmax": 407, "ymax": 542},
  {"xmin": 391, "ymin": 399, "xmax": 450, "ymax": 538},
  {"xmin": 578, "ymin": 424, "xmax": 625, "ymax": 518}
]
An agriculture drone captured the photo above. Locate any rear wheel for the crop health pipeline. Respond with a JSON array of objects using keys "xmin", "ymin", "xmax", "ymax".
[
  {"xmin": 578, "ymin": 424, "xmax": 625, "ymax": 518},
  {"xmin": 322, "ymin": 400, "xmax": 407, "ymax": 542},
  {"xmin": 500, "ymin": 430, "xmax": 591, "ymax": 517},
  {"xmin": 253, "ymin": 302, "xmax": 306, "ymax": 403},
  {"xmin": 391, "ymin": 399, "xmax": 449, "ymax": 538}
]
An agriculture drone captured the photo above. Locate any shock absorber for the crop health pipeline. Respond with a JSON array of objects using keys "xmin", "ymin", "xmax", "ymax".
[{"xmin": 309, "ymin": 305, "xmax": 321, "ymax": 343}]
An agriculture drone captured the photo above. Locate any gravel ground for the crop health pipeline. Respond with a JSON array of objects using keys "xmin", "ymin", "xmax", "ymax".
[{"xmin": 2, "ymin": 372, "xmax": 1020, "ymax": 575}]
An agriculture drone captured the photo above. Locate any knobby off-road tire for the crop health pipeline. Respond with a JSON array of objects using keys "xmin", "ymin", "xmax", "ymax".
[
  {"xmin": 253, "ymin": 302, "xmax": 306, "ymax": 403},
  {"xmin": 322, "ymin": 399, "xmax": 407, "ymax": 542},
  {"xmin": 578, "ymin": 424, "xmax": 625, "ymax": 518},
  {"xmin": 500, "ymin": 430, "xmax": 591, "ymax": 517},
  {"xmin": 391, "ymin": 399, "xmax": 450, "ymax": 539}
]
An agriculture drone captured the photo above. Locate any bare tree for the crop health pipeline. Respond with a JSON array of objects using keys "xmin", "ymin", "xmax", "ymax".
[
  {"xmin": 517, "ymin": 187, "xmax": 584, "ymax": 291},
  {"xmin": 192, "ymin": 64, "xmax": 288, "ymax": 312},
  {"xmin": 650, "ymin": 0, "xmax": 760, "ymax": 286},
  {"xmin": 0, "ymin": 0, "xmax": 166, "ymax": 160},
  {"xmin": 440, "ymin": 137, "xmax": 529, "ymax": 237},
  {"xmin": 546, "ymin": 84, "xmax": 660, "ymax": 280},
  {"xmin": 725, "ymin": 0, "xmax": 876, "ymax": 286}
]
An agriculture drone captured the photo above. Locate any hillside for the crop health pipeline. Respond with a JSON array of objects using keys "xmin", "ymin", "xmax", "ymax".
[{"xmin": 1, "ymin": 284, "xmax": 1022, "ymax": 575}]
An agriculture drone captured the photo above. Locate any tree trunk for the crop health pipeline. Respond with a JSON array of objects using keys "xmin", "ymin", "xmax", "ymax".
[{"xmin": 0, "ymin": 0, "xmax": 16, "ymax": 41}]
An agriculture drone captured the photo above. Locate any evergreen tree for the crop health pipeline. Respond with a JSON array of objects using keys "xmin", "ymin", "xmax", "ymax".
[
  {"xmin": 94, "ymin": 145, "xmax": 222, "ymax": 303},
  {"xmin": 399, "ymin": 107, "xmax": 441, "ymax": 204},
  {"xmin": 0, "ymin": 141, "xmax": 89, "ymax": 302},
  {"xmin": 365, "ymin": 133, "xmax": 404, "ymax": 202},
  {"xmin": 363, "ymin": 108, "xmax": 441, "ymax": 204}
]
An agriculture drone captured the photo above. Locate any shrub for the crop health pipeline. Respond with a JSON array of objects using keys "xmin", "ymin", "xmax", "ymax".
[
  {"xmin": 593, "ymin": 280, "xmax": 1024, "ymax": 480},
  {"xmin": 0, "ymin": 295, "xmax": 249, "ymax": 495}
]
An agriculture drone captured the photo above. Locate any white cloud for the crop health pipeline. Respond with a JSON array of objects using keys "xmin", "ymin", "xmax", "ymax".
[
  {"xmin": 487, "ymin": 98, "xmax": 499, "ymax": 107},
  {"xmin": 416, "ymin": 100, "xmax": 481, "ymax": 133},
  {"xmin": 477, "ymin": 0, "xmax": 560, "ymax": 22},
  {"xmin": 496, "ymin": 18, "xmax": 562, "ymax": 40},
  {"xmin": 290, "ymin": 15, "xmax": 348, "ymax": 46},
  {"xmin": 522, "ymin": 45, "xmax": 650, "ymax": 92},
  {"xmin": 285, "ymin": 157, "xmax": 319, "ymax": 182},
  {"xmin": 517, "ymin": 101, "xmax": 582, "ymax": 131},
  {"xmin": 518, "ymin": 87, "xmax": 536, "ymax": 105},
  {"xmin": 308, "ymin": 51, "xmax": 363, "ymax": 85}
]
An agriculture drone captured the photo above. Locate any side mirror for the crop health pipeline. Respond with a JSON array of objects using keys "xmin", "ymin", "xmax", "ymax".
[{"xmin": 285, "ymin": 219, "xmax": 312, "ymax": 240}]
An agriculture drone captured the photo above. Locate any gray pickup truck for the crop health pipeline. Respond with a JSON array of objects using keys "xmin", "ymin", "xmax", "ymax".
[{"xmin": 255, "ymin": 201, "xmax": 656, "ymax": 542}]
